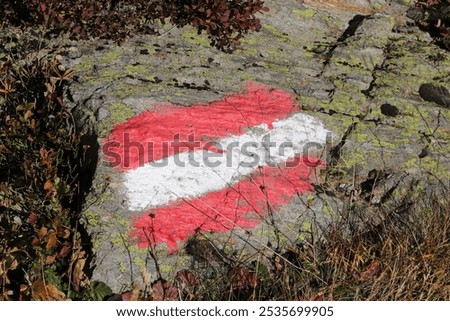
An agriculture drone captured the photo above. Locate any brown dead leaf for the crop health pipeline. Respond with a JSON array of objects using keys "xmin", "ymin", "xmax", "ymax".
[
  {"xmin": 71, "ymin": 249, "xmax": 87, "ymax": 290},
  {"xmin": 52, "ymin": 216, "xmax": 62, "ymax": 230},
  {"xmin": 44, "ymin": 180, "xmax": 55, "ymax": 193},
  {"xmin": 358, "ymin": 260, "xmax": 381, "ymax": 282},
  {"xmin": 32, "ymin": 279, "xmax": 66, "ymax": 301},
  {"xmin": 45, "ymin": 231, "xmax": 58, "ymax": 250},
  {"xmin": 31, "ymin": 237, "xmax": 41, "ymax": 247},
  {"xmin": 57, "ymin": 228, "xmax": 71, "ymax": 239},
  {"xmin": 24, "ymin": 109, "xmax": 33, "ymax": 121},
  {"xmin": 27, "ymin": 212, "xmax": 38, "ymax": 225},
  {"xmin": 0, "ymin": 184, "xmax": 10, "ymax": 194},
  {"xmin": 58, "ymin": 242, "xmax": 72, "ymax": 258},
  {"xmin": 45, "ymin": 255, "xmax": 56, "ymax": 265},
  {"xmin": 38, "ymin": 226, "xmax": 48, "ymax": 239}
]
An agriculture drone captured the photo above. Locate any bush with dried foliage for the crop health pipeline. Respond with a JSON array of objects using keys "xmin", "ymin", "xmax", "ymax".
[
  {"xmin": 409, "ymin": 0, "xmax": 450, "ymax": 51},
  {"xmin": 0, "ymin": 0, "xmax": 269, "ymax": 52},
  {"xmin": 0, "ymin": 34, "xmax": 93, "ymax": 299}
]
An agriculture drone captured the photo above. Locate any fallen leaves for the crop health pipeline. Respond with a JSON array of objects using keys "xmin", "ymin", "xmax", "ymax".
[
  {"xmin": 228, "ymin": 267, "xmax": 258, "ymax": 290},
  {"xmin": 32, "ymin": 279, "xmax": 66, "ymax": 301},
  {"xmin": 176, "ymin": 270, "xmax": 199, "ymax": 300},
  {"xmin": 121, "ymin": 283, "xmax": 141, "ymax": 301},
  {"xmin": 69, "ymin": 248, "xmax": 88, "ymax": 291},
  {"xmin": 353, "ymin": 260, "xmax": 381, "ymax": 282},
  {"xmin": 176, "ymin": 269, "xmax": 199, "ymax": 289},
  {"xmin": 151, "ymin": 280, "xmax": 178, "ymax": 301}
]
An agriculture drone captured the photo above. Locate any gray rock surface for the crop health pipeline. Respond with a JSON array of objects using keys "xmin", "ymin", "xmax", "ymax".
[{"xmin": 62, "ymin": 0, "xmax": 449, "ymax": 292}]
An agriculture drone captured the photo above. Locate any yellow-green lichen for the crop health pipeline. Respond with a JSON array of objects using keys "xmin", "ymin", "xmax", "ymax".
[
  {"xmin": 263, "ymin": 24, "xmax": 292, "ymax": 44},
  {"xmin": 100, "ymin": 67, "xmax": 122, "ymax": 80},
  {"xmin": 159, "ymin": 264, "xmax": 174, "ymax": 274},
  {"xmin": 139, "ymin": 44, "xmax": 158, "ymax": 55},
  {"xmin": 82, "ymin": 68, "xmax": 123, "ymax": 86},
  {"xmin": 403, "ymin": 157, "xmax": 450, "ymax": 180},
  {"xmin": 292, "ymin": 8, "xmax": 316, "ymax": 20},
  {"xmin": 98, "ymin": 102, "xmax": 134, "ymax": 136},
  {"xmin": 128, "ymin": 245, "xmax": 150, "ymax": 255},
  {"xmin": 241, "ymin": 37, "xmax": 258, "ymax": 46},
  {"xmin": 297, "ymin": 220, "xmax": 313, "ymax": 241},
  {"xmin": 72, "ymin": 57, "xmax": 95, "ymax": 72},
  {"xmin": 97, "ymin": 188, "xmax": 116, "ymax": 203},
  {"xmin": 112, "ymin": 82, "xmax": 155, "ymax": 99},
  {"xmin": 84, "ymin": 209, "xmax": 100, "ymax": 227},
  {"xmin": 392, "ymin": 186, "xmax": 407, "ymax": 199},
  {"xmin": 124, "ymin": 64, "xmax": 154, "ymax": 81},
  {"xmin": 369, "ymin": 135, "xmax": 399, "ymax": 150},
  {"xmin": 255, "ymin": 227, "xmax": 289, "ymax": 246},
  {"xmin": 372, "ymin": 2, "xmax": 383, "ymax": 10},
  {"xmin": 327, "ymin": 92, "xmax": 366, "ymax": 116},
  {"xmin": 222, "ymin": 243, "xmax": 235, "ymax": 257},
  {"xmin": 340, "ymin": 148, "xmax": 368, "ymax": 167},
  {"xmin": 322, "ymin": 203, "xmax": 334, "ymax": 216},
  {"xmin": 182, "ymin": 27, "xmax": 211, "ymax": 47},
  {"xmin": 133, "ymin": 256, "xmax": 146, "ymax": 270},
  {"xmin": 410, "ymin": 181, "xmax": 426, "ymax": 199},
  {"xmin": 301, "ymin": 220, "xmax": 312, "ymax": 232},
  {"xmin": 99, "ymin": 51, "xmax": 122, "ymax": 64},
  {"xmin": 306, "ymin": 194, "xmax": 315, "ymax": 205},
  {"xmin": 238, "ymin": 45, "xmax": 260, "ymax": 57},
  {"xmin": 236, "ymin": 70, "xmax": 257, "ymax": 81},
  {"xmin": 262, "ymin": 61, "xmax": 291, "ymax": 74}
]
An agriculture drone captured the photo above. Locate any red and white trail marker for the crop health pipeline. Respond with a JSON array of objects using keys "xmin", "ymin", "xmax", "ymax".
[{"xmin": 104, "ymin": 83, "xmax": 332, "ymax": 251}]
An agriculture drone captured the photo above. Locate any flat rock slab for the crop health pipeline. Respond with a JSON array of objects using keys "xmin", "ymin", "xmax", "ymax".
[{"xmin": 64, "ymin": 0, "xmax": 449, "ymax": 291}]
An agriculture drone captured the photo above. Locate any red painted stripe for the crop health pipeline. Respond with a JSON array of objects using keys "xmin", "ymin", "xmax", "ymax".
[
  {"xmin": 131, "ymin": 156, "xmax": 323, "ymax": 252},
  {"xmin": 104, "ymin": 83, "xmax": 298, "ymax": 171}
]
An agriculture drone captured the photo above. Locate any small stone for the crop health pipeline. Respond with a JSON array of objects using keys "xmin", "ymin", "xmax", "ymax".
[
  {"xmin": 418, "ymin": 147, "xmax": 430, "ymax": 159},
  {"xmin": 380, "ymin": 103, "xmax": 400, "ymax": 117},
  {"xmin": 419, "ymin": 83, "xmax": 450, "ymax": 108}
]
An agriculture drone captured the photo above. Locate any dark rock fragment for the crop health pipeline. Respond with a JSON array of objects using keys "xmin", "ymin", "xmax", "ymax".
[
  {"xmin": 419, "ymin": 83, "xmax": 450, "ymax": 108},
  {"xmin": 380, "ymin": 103, "xmax": 400, "ymax": 117}
]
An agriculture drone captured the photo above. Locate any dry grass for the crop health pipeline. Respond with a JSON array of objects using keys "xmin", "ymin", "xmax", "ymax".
[
  {"xmin": 179, "ymin": 188, "xmax": 450, "ymax": 301},
  {"xmin": 316, "ymin": 194, "xmax": 450, "ymax": 300}
]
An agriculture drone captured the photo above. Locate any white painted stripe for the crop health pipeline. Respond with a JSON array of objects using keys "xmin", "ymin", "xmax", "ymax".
[{"xmin": 124, "ymin": 113, "xmax": 330, "ymax": 211}]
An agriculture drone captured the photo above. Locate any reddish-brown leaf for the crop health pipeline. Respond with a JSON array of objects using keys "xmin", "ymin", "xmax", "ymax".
[
  {"xmin": 359, "ymin": 260, "xmax": 381, "ymax": 282},
  {"xmin": 151, "ymin": 280, "xmax": 178, "ymax": 301},
  {"xmin": 38, "ymin": 226, "xmax": 48, "ymax": 239},
  {"xmin": 122, "ymin": 283, "xmax": 141, "ymax": 301},
  {"xmin": 27, "ymin": 212, "xmax": 38, "ymax": 225},
  {"xmin": 228, "ymin": 267, "xmax": 258, "ymax": 290},
  {"xmin": 176, "ymin": 269, "xmax": 199, "ymax": 289},
  {"xmin": 58, "ymin": 242, "xmax": 72, "ymax": 258}
]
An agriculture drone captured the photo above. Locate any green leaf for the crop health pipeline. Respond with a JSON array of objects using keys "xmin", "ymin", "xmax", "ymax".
[{"xmin": 83, "ymin": 281, "xmax": 113, "ymax": 301}]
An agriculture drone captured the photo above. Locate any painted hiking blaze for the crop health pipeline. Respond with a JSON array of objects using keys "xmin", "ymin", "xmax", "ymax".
[{"xmin": 104, "ymin": 83, "xmax": 331, "ymax": 251}]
